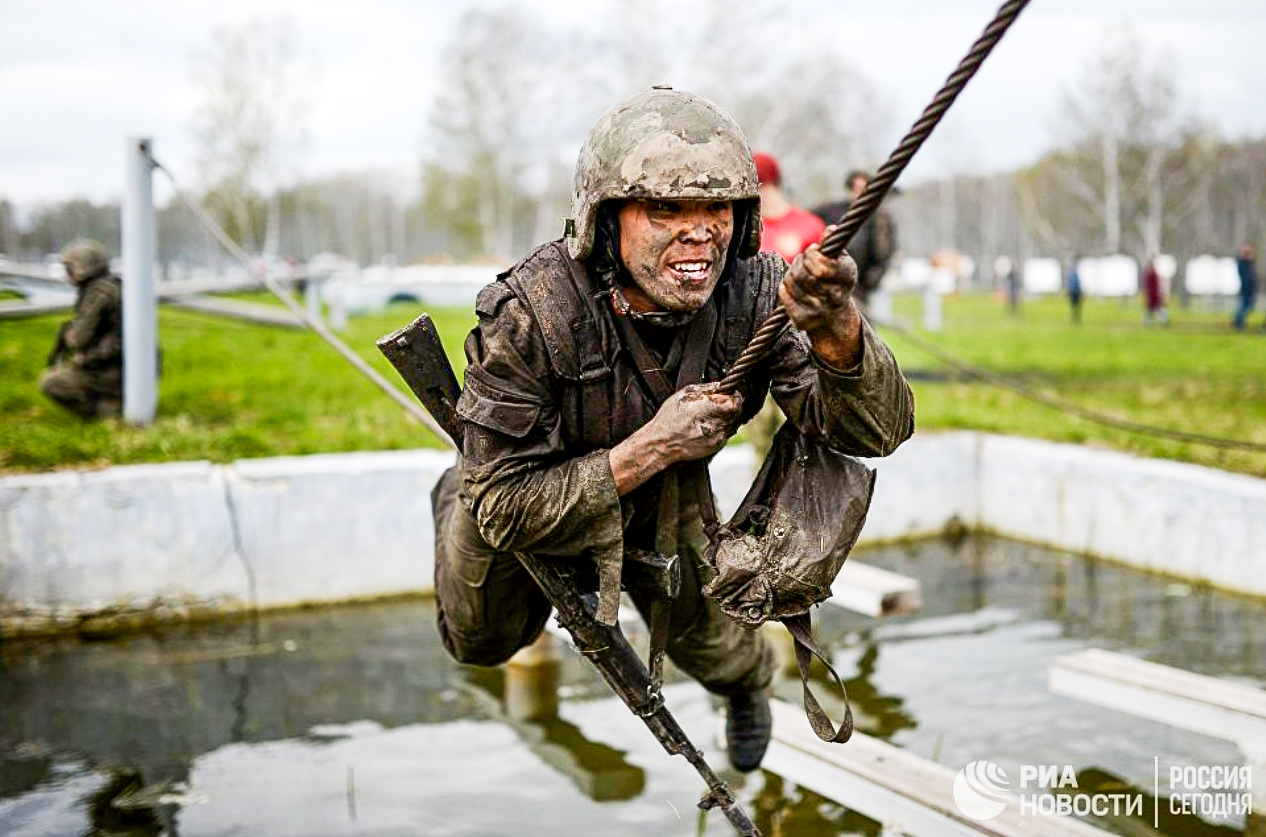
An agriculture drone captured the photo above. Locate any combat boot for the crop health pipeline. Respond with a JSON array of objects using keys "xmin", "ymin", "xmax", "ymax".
[{"xmin": 725, "ymin": 689, "xmax": 771, "ymax": 772}]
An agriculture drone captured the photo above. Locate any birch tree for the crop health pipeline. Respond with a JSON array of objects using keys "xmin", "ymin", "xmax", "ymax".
[
  {"xmin": 190, "ymin": 16, "xmax": 312, "ymax": 255},
  {"xmin": 1028, "ymin": 26, "xmax": 1185, "ymax": 259}
]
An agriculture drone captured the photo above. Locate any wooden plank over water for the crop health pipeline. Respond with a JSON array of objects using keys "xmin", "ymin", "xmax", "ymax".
[
  {"xmin": 766, "ymin": 699, "xmax": 1111, "ymax": 837},
  {"xmin": 1048, "ymin": 648, "xmax": 1266, "ymax": 746},
  {"xmin": 829, "ymin": 560, "xmax": 924, "ymax": 617}
]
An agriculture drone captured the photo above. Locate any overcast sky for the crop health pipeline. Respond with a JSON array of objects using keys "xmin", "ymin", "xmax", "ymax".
[{"xmin": 3, "ymin": 0, "xmax": 1265, "ymax": 209}]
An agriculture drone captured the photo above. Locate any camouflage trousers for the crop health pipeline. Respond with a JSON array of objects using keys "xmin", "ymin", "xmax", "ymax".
[
  {"xmin": 431, "ymin": 466, "xmax": 774, "ymax": 698},
  {"xmin": 39, "ymin": 363, "xmax": 122, "ymax": 419}
]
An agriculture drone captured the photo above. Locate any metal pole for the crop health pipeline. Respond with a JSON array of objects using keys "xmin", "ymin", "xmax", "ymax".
[{"xmin": 122, "ymin": 137, "xmax": 158, "ymax": 425}]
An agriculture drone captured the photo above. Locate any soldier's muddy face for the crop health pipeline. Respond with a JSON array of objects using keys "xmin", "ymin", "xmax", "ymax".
[{"xmin": 617, "ymin": 199, "xmax": 733, "ymax": 312}]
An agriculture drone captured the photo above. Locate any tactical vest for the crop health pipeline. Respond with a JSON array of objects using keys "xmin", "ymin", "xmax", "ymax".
[{"xmin": 495, "ymin": 240, "xmax": 784, "ymax": 459}]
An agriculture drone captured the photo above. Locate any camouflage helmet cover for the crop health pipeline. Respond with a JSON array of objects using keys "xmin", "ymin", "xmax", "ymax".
[
  {"xmin": 566, "ymin": 87, "xmax": 761, "ymax": 260},
  {"xmin": 61, "ymin": 238, "xmax": 111, "ymax": 283}
]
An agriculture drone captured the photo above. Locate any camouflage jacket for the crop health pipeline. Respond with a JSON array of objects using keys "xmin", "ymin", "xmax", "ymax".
[
  {"xmin": 59, "ymin": 273, "xmax": 123, "ymax": 368},
  {"xmin": 455, "ymin": 240, "xmax": 914, "ymax": 592}
]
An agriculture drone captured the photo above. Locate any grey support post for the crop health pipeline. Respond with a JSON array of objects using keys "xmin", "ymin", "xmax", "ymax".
[{"xmin": 122, "ymin": 137, "xmax": 158, "ymax": 425}]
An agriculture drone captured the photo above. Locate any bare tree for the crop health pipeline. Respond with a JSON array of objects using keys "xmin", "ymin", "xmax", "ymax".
[
  {"xmin": 605, "ymin": 0, "xmax": 889, "ymax": 206},
  {"xmin": 1034, "ymin": 26, "xmax": 1185, "ymax": 258},
  {"xmin": 421, "ymin": 7, "xmax": 603, "ymax": 260},
  {"xmin": 190, "ymin": 16, "xmax": 312, "ymax": 254},
  {"xmin": 417, "ymin": 0, "xmax": 889, "ymax": 261},
  {"xmin": 21, "ymin": 199, "xmax": 121, "ymax": 259}
]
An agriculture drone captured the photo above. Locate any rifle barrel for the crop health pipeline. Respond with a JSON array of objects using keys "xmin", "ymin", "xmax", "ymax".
[{"xmin": 516, "ymin": 551, "xmax": 761, "ymax": 837}]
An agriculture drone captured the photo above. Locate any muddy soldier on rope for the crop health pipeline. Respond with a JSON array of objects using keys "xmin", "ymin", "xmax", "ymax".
[{"xmin": 430, "ymin": 87, "xmax": 915, "ymax": 772}]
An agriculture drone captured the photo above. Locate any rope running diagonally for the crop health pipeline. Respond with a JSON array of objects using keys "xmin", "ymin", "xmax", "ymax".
[
  {"xmin": 884, "ymin": 317, "xmax": 1266, "ymax": 454},
  {"xmin": 716, "ymin": 0, "xmax": 1033, "ymax": 395},
  {"xmin": 149, "ymin": 156, "xmax": 457, "ymax": 450}
]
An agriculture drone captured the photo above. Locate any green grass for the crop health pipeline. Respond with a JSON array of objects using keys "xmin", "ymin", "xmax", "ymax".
[
  {"xmin": 0, "ymin": 297, "xmax": 475, "ymax": 473},
  {"xmin": 2, "ymin": 290, "xmax": 1265, "ymax": 478},
  {"xmin": 883, "ymin": 292, "xmax": 1266, "ymax": 477}
]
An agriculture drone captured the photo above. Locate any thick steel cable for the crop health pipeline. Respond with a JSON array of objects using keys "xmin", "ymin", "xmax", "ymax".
[
  {"xmin": 149, "ymin": 157, "xmax": 456, "ymax": 449},
  {"xmin": 886, "ymin": 318, "xmax": 1266, "ymax": 453},
  {"xmin": 717, "ymin": 0, "xmax": 1032, "ymax": 394}
]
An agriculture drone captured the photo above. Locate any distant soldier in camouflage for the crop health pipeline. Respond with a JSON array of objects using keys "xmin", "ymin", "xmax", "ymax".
[
  {"xmin": 433, "ymin": 88, "xmax": 914, "ymax": 773},
  {"xmin": 40, "ymin": 239, "xmax": 124, "ymax": 419}
]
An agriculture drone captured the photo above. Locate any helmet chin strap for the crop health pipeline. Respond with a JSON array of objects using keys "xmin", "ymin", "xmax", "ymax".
[{"xmin": 607, "ymin": 281, "xmax": 704, "ymax": 328}]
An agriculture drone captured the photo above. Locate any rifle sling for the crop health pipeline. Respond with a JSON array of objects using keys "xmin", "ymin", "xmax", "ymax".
[{"xmin": 784, "ymin": 612, "xmax": 854, "ymax": 743}]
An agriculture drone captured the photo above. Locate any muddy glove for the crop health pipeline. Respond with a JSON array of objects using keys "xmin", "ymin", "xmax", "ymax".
[{"xmin": 779, "ymin": 228, "xmax": 859, "ymax": 332}]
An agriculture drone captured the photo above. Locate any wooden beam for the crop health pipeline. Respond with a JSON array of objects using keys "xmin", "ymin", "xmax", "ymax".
[
  {"xmin": 766, "ymin": 699, "xmax": 1111, "ymax": 837},
  {"xmin": 1048, "ymin": 649, "xmax": 1266, "ymax": 747},
  {"xmin": 0, "ymin": 300, "xmax": 73, "ymax": 319},
  {"xmin": 165, "ymin": 296, "xmax": 304, "ymax": 328},
  {"xmin": 828, "ymin": 560, "xmax": 923, "ymax": 617}
]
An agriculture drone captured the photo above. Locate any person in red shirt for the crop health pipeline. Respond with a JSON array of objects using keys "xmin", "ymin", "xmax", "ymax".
[
  {"xmin": 1141, "ymin": 256, "xmax": 1169, "ymax": 326},
  {"xmin": 753, "ymin": 151, "xmax": 825, "ymax": 263}
]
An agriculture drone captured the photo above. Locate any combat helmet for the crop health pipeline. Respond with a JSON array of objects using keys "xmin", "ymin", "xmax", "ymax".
[
  {"xmin": 566, "ymin": 86, "xmax": 761, "ymax": 261},
  {"xmin": 61, "ymin": 239, "xmax": 111, "ymax": 283}
]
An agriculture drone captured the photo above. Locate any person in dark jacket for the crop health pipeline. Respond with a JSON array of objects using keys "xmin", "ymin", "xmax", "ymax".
[
  {"xmin": 1066, "ymin": 256, "xmax": 1084, "ymax": 324},
  {"xmin": 1234, "ymin": 244, "xmax": 1258, "ymax": 331},
  {"xmin": 810, "ymin": 170, "xmax": 897, "ymax": 307},
  {"xmin": 431, "ymin": 88, "xmax": 915, "ymax": 773},
  {"xmin": 39, "ymin": 239, "xmax": 123, "ymax": 419}
]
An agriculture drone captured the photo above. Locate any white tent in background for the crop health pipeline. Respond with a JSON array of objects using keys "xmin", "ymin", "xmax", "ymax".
[
  {"xmin": 1023, "ymin": 258, "xmax": 1062, "ymax": 294},
  {"xmin": 1184, "ymin": 256, "xmax": 1240, "ymax": 295},
  {"xmin": 1078, "ymin": 256, "xmax": 1138, "ymax": 297},
  {"xmin": 899, "ymin": 257, "xmax": 933, "ymax": 290}
]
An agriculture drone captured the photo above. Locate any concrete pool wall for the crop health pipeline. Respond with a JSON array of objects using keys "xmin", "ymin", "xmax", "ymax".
[{"xmin": 2, "ymin": 432, "xmax": 1264, "ymax": 634}]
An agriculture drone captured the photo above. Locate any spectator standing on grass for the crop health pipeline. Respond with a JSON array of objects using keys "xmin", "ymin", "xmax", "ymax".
[
  {"xmin": 1141, "ymin": 256, "xmax": 1168, "ymax": 326},
  {"xmin": 1066, "ymin": 256, "xmax": 1083, "ymax": 324},
  {"xmin": 1234, "ymin": 244, "xmax": 1258, "ymax": 332},
  {"xmin": 753, "ymin": 151, "xmax": 824, "ymax": 263},
  {"xmin": 811, "ymin": 170, "xmax": 897, "ymax": 309},
  {"xmin": 1000, "ymin": 257, "xmax": 1021, "ymax": 315},
  {"xmin": 39, "ymin": 239, "xmax": 124, "ymax": 419}
]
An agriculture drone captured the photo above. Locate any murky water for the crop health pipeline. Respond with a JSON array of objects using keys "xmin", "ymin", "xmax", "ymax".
[{"xmin": 2, "ymin": 534, "xmax": 1263, "ymax": 837}]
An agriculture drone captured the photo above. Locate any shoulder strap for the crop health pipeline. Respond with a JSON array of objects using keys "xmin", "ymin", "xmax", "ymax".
[
  {"xmin": 501, "ymin": 241, "xmax": 614, "ymax": 449},
  {"xmin": 501, "ymin": 241, "xmax": 611, "ymax": 383},
  {"xmin": 609, "ymin": 299, "xmax": 717, "ymax": 407}
]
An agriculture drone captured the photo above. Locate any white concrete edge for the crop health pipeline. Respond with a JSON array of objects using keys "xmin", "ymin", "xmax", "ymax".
[{"xmin": 2, "ymin": 432, "xmax": 1264, "ymax": 630}]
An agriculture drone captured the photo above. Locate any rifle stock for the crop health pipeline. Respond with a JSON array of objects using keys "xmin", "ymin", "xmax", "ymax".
[{"xmin": 377, "ymin": 314, "xmax": 761, "ymax": 837}]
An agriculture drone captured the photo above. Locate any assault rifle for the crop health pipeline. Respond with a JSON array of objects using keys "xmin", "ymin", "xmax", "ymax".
[{"xmin": 377, "ymin": 314, "xmax": 761, "ymax": 837}]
